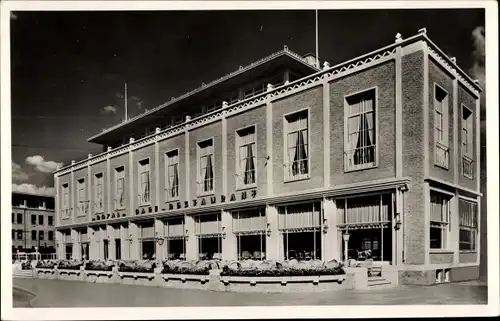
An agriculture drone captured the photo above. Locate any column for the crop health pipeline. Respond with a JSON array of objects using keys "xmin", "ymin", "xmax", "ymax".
[
  {"xmin": 107, "ymin": 224, "xmax": 116, "ymax": 260},
  {"xmin": 452, "ymin": 193, "xmax": 460, "ymax": 263},
  {"xmin": 154, "ymin": 219, "xmax": 165, "ymax": 262},
  {"xmin": 88, "ymin": 227, "xmax": 97, "ymax": 260},
  {"xmin": 322, "ymin": 80, "xmax": 331, "ymax": 188},
  {"xmin": 265, "ymin": 205, "xmax": 281, "ymax": 261},
  {"xmin": 121, "ymin": 224, "xmax": 130, "ymax": 260},
  {"xmin": 128, "ymin": 138, "xmax": 135, "ymax": 217},
  {"xmin": 55, "ymin": 174, "xmax": 60, "ymax": 227},
  {"xmin": 323, "ymin": 198, "xmax": 338, "ymax": 261},
  {"xmin": 56, "ymin": 230, "xmax": 64, "ymax": 259},
  {"xmin": 221, "ymin": 210, "xmax": 237, "ymax": 261},
  {"xmin": 221, "ymin": 108, "xmax": 228, "ymax": 196},
  {"xmin": 266, "ymin": 101, "xmax": 273, "ymax": 196},
  {"xmin": 395, "ymin": 40, "xmax": 403, "ymax": 178},
  {"xmin": 129, "ymin": 222, "xmax": 140, "ymax": 260},
  {"xmin": 106, "ymin": 148, "xmax": 112, "ymax": 215},
  {"xmin": 185, "ymin": 215, "xmax": 197, "ymax": 260},
  {"xmin": 71, "ymin": 229, "xmax": 80, "ymax": 260},
  {"xmin": 154, "ymin": 128, "xmax": 161, "ymax": 209}
]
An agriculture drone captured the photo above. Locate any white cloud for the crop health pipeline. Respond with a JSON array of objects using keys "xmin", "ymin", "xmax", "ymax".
[
  {"xmin": 25, "ymin": 155, "xmax": 63, "ymax": 173},
  {"xmin": 12, "ymin": 162, "xmax": 28, "ymax": 181},
  {"xmin": 12, "ymin": 183, "xmax": 55, "ymax": 196},
  {"xmin": 101, "ymin": 105, "xmax": 117, "ymax": 114}
]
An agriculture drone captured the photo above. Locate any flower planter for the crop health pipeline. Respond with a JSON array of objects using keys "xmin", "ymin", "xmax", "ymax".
[
  {"xmin": 35, "ymin": 268, "xmax": 56, "ymax": 280},
  {"xmin": 160, "ymin": 273, "xmax": 211, "ymax": 290},
  {"xmin": 84, "ymin": 270, "xmax": 116, "ymax": 284},
  {"xmin": 57, "ymin": 269, "xmax": 82, "ymax": 281},
  {"xmin": 118, "ymin": 271, "xmax": 157, "ymax": 286}
]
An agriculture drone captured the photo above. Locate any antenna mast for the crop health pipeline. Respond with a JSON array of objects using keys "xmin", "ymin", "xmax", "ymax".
[
  {"xmin": 316, "ymin": 10, "xmax": 319, "ymax": 68},
  {"xmin": 124, "ymin": 81, "xmax": 128, "ymax": 121}
]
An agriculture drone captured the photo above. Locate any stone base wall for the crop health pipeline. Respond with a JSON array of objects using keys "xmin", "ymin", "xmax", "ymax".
[{"xmin": 399, "ymin": 265, "xmax": 480, "ymax": 285}]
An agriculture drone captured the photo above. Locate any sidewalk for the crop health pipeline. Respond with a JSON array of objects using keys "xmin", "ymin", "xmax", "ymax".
[{"xmin": 13, "ymin": 278, "xmax": 487, "ymax": 307}]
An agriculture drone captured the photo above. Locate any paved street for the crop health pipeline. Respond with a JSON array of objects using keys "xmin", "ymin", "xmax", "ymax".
[{"xmin": 13, "ymin": 278, "xmax": 487, "ymax": 307}]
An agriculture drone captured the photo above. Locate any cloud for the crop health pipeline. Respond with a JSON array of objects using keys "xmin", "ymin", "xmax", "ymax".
[
  {"xmin": 137, "ymin": 101, "xmax": 144, "ymax": 109},
  {"xmin": 12, "ymin": 162, "xmax": 28, "ymax": 181},
  {"xmin": 100, "ymin": 105, "xmax": 117, "ymax": 114},
  {"xmin": 10, "ymin": 12, "xmax": 18, "ymax": 20},
  {"xmin": 130, "ymin": 96, "xmax": 140, "ymax": 101},
  {"xmin": 115, "ymin": 92, "xmax": 124, "ymax": 99},
  {"xmin": 25, "ymin": 155, "xmax": 63, "ymax": 173},
  {"xmin": 469, "ymin": 26, "xmax": 485, "ymax": 106},
  {"xmin": 12, "ymin": 183, "xmax": 55, "ymax": 196}
]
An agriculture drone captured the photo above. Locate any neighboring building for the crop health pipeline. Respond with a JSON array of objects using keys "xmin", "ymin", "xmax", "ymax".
[
  {"xmin": 54, "ymin": 29, "xmax": 482, "ymax": 285},
  {"xmin": 12, "ymin": 192, "xmax": 56, "ymax": 255}
]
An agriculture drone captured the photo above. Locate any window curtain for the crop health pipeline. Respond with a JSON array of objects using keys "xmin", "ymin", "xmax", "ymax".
[
  {"xmin": 117, "ymin": 178, "xmax": 124, "ymax": 207},
  {"xmin": 171, "ymin": 164, "xmax": 179, "ymax": 197},
  {"xmin": 278, "ymin": 203, "xmax": 320, "ymax": 230},
  {"xmin": 353, "ymin": 98, "xmax": 374, "ymax": 165},
  {"xmin": 142, "ymin": 173, "xmax": 150, "ymax": 203},
  {"xmin": 431, "ymin": 193, "xmax": 448, "ymax": 222},
  {"xmin": 288, "ymin": 115, "xmax": 308, "ymax": 176},
  {"xmin": 244, "ymin": 143, "xmax": 256, "ymax": 184},
  {"xmin": 292, "ymin": 130, "xmax": 308, "ymax": 175},
  {"xmin": 204, "ymin": 155, "xmax": 214, "ymax": 191},
  {"xmin": 348, "ymin": 113, "xmax": 362, "ymax": 167}
]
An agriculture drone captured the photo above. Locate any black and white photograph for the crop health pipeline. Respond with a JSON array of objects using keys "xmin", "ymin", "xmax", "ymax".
[{"xmin": 1, "ymin": 0, "xmax": 498, "ymax": 319}]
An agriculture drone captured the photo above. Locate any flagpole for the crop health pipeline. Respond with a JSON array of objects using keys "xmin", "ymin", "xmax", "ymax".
[
  {"xmin": 124, "ymin": 81, "xmax": 128, "ymax": 121},
  {"xmin": 316, "ymin": 9, "xmax": 319, "ymax": 68}
]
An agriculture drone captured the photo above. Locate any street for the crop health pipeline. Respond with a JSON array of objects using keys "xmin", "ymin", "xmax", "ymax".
[{"xmin": 13, "ymin": 278, "xmax": 487, "ymax": 307}]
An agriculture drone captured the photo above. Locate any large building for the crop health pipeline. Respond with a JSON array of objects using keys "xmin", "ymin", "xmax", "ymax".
[
  {"xmin": 12, "ymin": 192, "xmax": 56, "ymax": 255},
  {"xmin": 53, "ymin": 29, "xmax": 482, "ymax": 284}
]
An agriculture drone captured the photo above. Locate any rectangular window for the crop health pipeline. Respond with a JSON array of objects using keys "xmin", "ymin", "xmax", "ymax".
[
  {"xmin": 434, "ymin": 84, "xmax": 450, "ymax": 168},
  {"xmin": 77, "ymin": 178, "xmax": 87, "ymax": 216},
  {"xmin": 12, "ymin": 213, "xmax": 15, "ymax": 224},
  {"xmin": 94, "ymin": 173, "xmax": 104, "ymax": 213},
  {"xmin": 285, "ymin": 110, "xmax": 309, "ymax": 180},
  {"xmin": 38, "ymin": 215, "xmax": 44, "ymax": 225},
  {"xmin": 17, "ymin": 230, "xmax": 23, "ymax": 240},
  {"xmin": 48, "ymin": 231, "xmax": 54, "ymax": 241},
  {"xmin": 345, "ymin": 88, "xmax": 376, "ymax": 171},
  {"xmin": 198, "ymin": 139, "xmax": 214, "ymax": 194},
  {"xmin": 48, "ymin": 216, "xmax": 53, "ymax": 226},
  {"xmin": 39, "ymin": 231, "xmax": 44, "ymax": 241},
  {"xmin": 138, "ymin": 159, "xmax": 151, "ymax": 205},
  {"xmin": 115, "ymin": 166, "xmax": 125, "ymax": 209},
  {"xmin": 459, "ymin": 199, "xmax": 478, "ymax": 251},
  {"xmin": 164, "ymin": 217, "xmax": 186, "ymax": 260},
  {"xmin": 430, "ymin": 191, "xmax": 451, "ymax": 249},
  {"xmin": 115, "ymin": 239, "xmax": 121, "ymax": 260},
  {"xmin": 233, "ymin": 209, "xmax": 266, "ymax": 260},
  {"xmin": 62, "ymin": 183, "xmax": 70, "ymax": 217},
  {"xmin": 65, "ymin": 244, "xmax": 73, "ymax": 260},
  {"xmin": 31, "ymin": 215, "xmax": 36, "ymax": 225},
  {"xmin": 165, "ymin": 150, "xmax": 180, "ymax": 200},
  {"xmin": 195, "ymin": 213, "xmax": 222, "ymax": 260},
  {"xmin": 462, "ymin": 106, "xmax": 474, "ymax": 179},
  {"xmin": 31, "ymin": 230, "xmax": 37, "ymax": 240},
  {"xmin": 17, "ymin": 213, "xmax": 23, "ymax": 224},
  {"xmin": 12, "ymin": 229, "xmax": 15, "ymax": 240},
  {"xmin": 236, "ymin": 126, "xmax": 256, "ymax": 188}
]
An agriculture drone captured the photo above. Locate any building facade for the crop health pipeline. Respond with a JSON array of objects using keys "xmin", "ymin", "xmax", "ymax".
[
  {"xmin": 54, "ymin": 29, "xmax": 482, "ymax": 284},
  {"xmin": 12, "ymin": 192, "xmax": 56, "ymax": 255}
]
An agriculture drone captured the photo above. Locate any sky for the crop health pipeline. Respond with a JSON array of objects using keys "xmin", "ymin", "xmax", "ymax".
[{"xmin": 9, "ymin": 9, "xmax": 485, "ymax": 196}]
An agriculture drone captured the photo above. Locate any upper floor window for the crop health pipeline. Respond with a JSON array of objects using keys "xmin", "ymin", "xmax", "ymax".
[
  {"xmin": 48, "ymin": 216, "xmax": 53, "ymax": 226},
  {"xmin": 459, "ymin": 199, "xmax": 478, "ymax": 251},
  {"xmin": 434, "ymin": 84, "xmax": 450, "ymax": 169},
  {"xmin": 236, "ymin": 126, "xmax": 256, "ymax": 188},
  {"xmin": 39, "ymin": 231, "xmax": 44, "ymax": 241},
  {"xmin": 77, "ymin": 178, "xmax": 87, "ymax": 216},
  {"xmin": 48, "ymin": 231, "xmax": 54, "ymax": 241},
  {"xmin": 462, "ymin": 105, "xmax": 474, "ymax": 179},
  {"xmin": 430, "ymin": 191, "xmax": 451, "ymax": 250},
  {"xmin": 94, "ymin": 173, "xmax": 104, "ymax": 213},
  {"xmin": 62, "ymin": 183, "xmax": 69, "ymax": 216},
  {"xmin": 12, "ymin": 229, "xmax": 15, "ymax": 240},
  {"xmin": 38, "ymin": 215, "xmax": 44, "ymax": 225},
  {"xmin": 139, "ymin": 159, "xmax": 151, "ymax": 205},
  {"xmin": 198, "ymin": 139, "xmax": 214, "ymax": 195},
  {"xmin": 31, "ymin": 230, "xmax": 37, "ymax": 240},
  {"xmin": 17, "ymin": 213, "xmax": 23, "ymax": 224},
  {"xmin": 12, "ymin": 213, "xmax": 15, "ymax": 224},
  {"xmin": 285, "ymin": 109, "xmax": 309, "ymax": 181},
  {"xmin": 165, "ymin": 150, "xmax": 180, "ymax": 200},
  {"xmin": 115, "ymin": 166, "xmax": 125, "ymax": 209},
  {"xmin": 31, "ymin": 214, "xmax": 36, "ymax": 225},
  {"xmin": 345, "ymin": 88, "xmax": 377, "ymax": 171},
  {"xmin": 17, "ymin": 230, "xmax": 23, "ymax": 240}
]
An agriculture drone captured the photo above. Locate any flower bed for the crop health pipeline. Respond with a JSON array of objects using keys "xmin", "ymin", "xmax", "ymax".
[
  {"xmin": 220, "ymin": 259, "xmax": 345, "ymax": 277},
  {"xmin": 161, "ymin": 260, "xmax": 211, "ymax": 275},
  {"xmin": 58, "ymin": 260, "xmax": 84, "ymax": 270},
  {"xmin": 21, "ymin": 260, "xmax": 33, "ymax": 270},
  {"xmin": 84, "ymin": 260, "xmax": 115, "ymax": 271},
  {"xmin": 36, "ymin": 260, "xmax": 57, "ymax": 269},
  {"xmin": 117, "ymin": 260, "xmax": 156, "ymax": 273}
]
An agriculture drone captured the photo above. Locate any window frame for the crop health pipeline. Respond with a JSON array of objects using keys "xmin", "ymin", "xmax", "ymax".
[
  {"xmin": 283, "ymin": 107, "xmax": 311, "ymax": 182},
  {"xmin": 76, "ymin": 177, "xmax": 87, "ymax": 217},
  {"xmin": 17, "ymin": 229, "xmax": 23, "ymax": 240},
  {"xmin": 429, "ymin": 188, "xmax": 453, "ymax": 251},
  {"xmin": 94, "ymin": 172, "xmax": 104, "ymax": 213},
  {"xmin": 433, "ymin": 83, "xmax": 450, "ymax": 170},
  {"xmin": 38, "ymin": 230, "xmax": 44, "ymax": 241},
  {"xmin": 343, "ymin": 87, "xmax": 379, "ymax": 172},
  {"xmin": 197, "ymin": 138, "xmax": 215, "ymax": 196},
  {"xmin": 138, "ymin": 158, "xmax": 152, "ymax": 206},
  {"xmin": 165, "ymin": 149, "xmax": 180, "ymax": 202},
  {"xmin": 31, "ymin": 230, "xmax": 37, "ymax": 241},
  {"xmin": 38, "ymin": 214, "xmax": 44, "ymax": 225},
  {"xmin": 17, "ymin": 213, "xmax": 23, "ymax": 224},
  {"xmin": 459, "ymin": 197, "xmax": 478, "ymax": 252},
  {"xmin": 114, "ymin": 166, "xmax": 126, "ymax": 210},
  {"xmin": 235, "ymin": 125, "xmax": 258, "ymax": 190},
  {"xmin": 461, "ymin": 104, "xmax": 474, "ymax": 179},
  {"xmin": 48, "ymin": 231, "xmax": 54, "ymax": 241},
  {"xmin": 62, "ymin": 183, "xmax": 70, "ymax": 218}
]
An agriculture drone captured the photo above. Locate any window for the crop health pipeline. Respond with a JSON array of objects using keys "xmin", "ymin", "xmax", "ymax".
[
  {"xmin": 31, "ymin": 231, "xmax": 37, "ymax": 240},
  {"xmin": 233, "ymin": 209, "xmax": 266, "ymax": 260},
  {"xmin": 65, "ymin": 244, "xmax": 73, "ymax": 260},
  {"xmin": 198, "ymin": 139, "xmax": 214, "ymax": 194},
  {"xmin": 103, "ymin": 239, "xmax": 109, "ymax": 260},
  {"xmin": 115, "ymin": 239, "xmax": 121, "ymax": 260},
  {"xmin": 459, "ymin": 199, "xmax": 478, "ymax": 251},
  {"xmin": 345, "ymin": 88, "xmax": 376, "ymax": 171},
  {"xmin": 236, "ymin": 126, "xmax": 256, "ymax": 188},
  {"xmin": 138, "ymin": 159, "xmax": 151, "ymax": 205},
  {"xmin": 434, "ymin": 84, "xmax": 449, "ymax": 168},
  {"xmin": 12, "ymin": 229, "xmax": 15, "ymax": 240},
  {"xmin": 285, "ymin": 110, "xmax": 309, "ymax": 180},
  {"xmin": 48, "ymin": 231, "xmax": 54, "ymax": 241},
  {"xmin": 62, "ymin": 183, "xmax": 70, "ymax": 217},
  {"xmin": 115, "ymin": 166, "xmax": 125, "ymax": 209},
  {"xmin": 17, "ymin": 213, "xmax": 23, "ymax": 224},
  {"xmin": 165, "ymin": 150, "xmax": 180, "ymax": 200},
  {"xmin": 31, "ymin": 215, "xmax": 36, "ymax": 225},
  {"xmin": 139, "ymin": 221, "xmax": 155, "ymax": 259},
  {"xmin": 39, "ymin": 231, "xmax": 44, "ymax": 241},
  {"xmin": 38, "ymin": 215, "xmax": 43, "ymax": 225},
  {"xmin": 17, "ymin": 230, "xmax": 23, "ymax": 240},
  {"xmin": 77, "ymin": 178, "xmax": 87, "ymax": 215},
  {"xmin": 195, "ymin": 213, "xmax": 222, "ymax": 260},
  {"xmin": 462, "ymin": 106, "xmax": 474, "ymax": 179},
  {"xmin": 48, "ymin": 216, "xmax": 53, "ymax": 226},
  {"xmin": 278, "ymin": 202, "xmax": 322, "ymax": 260},
  {"xmin": 430, "ymin": 191, "xmax": 451, "ymax": 249},
  {"xmin": 12, "ymin": 213, "xmax": 15, "ymax": 224},
  {"xmin": 164, "ymin": 217, "xmax": 186, "ymax": 260},
  {"xmin": 94, "ymin": 173, "xmax": 104, "ymax": 213}
]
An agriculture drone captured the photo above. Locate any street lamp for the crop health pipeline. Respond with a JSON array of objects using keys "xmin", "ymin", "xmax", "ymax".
[{"xmin": 343, "ymin": 227, "xmax": 351, "ymax": 263}]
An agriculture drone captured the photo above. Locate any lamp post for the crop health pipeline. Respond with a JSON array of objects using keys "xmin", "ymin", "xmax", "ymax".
[{"xmin": 343, "ymin": 227, "xmax": 350, "ymax": 263}]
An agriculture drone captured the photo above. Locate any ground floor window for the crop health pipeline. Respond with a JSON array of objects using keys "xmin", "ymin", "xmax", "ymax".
[
  {"xmin": 237, "ymin": 233, "xmax": 266, "ymax": 260},
  {"xmin": 430, "ymin": 191, "xmax": 451, "ymax": 249},
  {"xmin": 283, "ymin": 230, "xmax": 321, "ymax": 260},
  {"xmin": 103, "ymin": 239, "xmax": 109, "ymax": 260},
  {"xmin": 167, "ymin": 238, "xmax": 186, "ymax": 260},
  {"xmin": 80, "ymin": 243, "xmax": 89, "ymax": 260},
  {"xmin": 195, "ymin": 213, "xmax": 222, "ymax": 260},
  {"xmin": 164, "ymin": 217, "xmax": 186, "ymax": 260},
  {"xmin": 141, "ymin": 240, "xmax": 156, "ymax": 260},
  {"xmin": 65, "ymin": 244, "xmax": 73, "ymax": 260},
  {"xmin": 342, "ymin": 228, "xmax": 392, "ymax": 261},
  {"xmin": 198, "ymin": 236, "xmax": 222, "ymax": 260},
  {"xmin": 115, "ymin": 239, "xmax": 121, "ymax": 260},
  {"xmin": 459, "ymin": 198, "xmax": 478, "ymax": 251}
]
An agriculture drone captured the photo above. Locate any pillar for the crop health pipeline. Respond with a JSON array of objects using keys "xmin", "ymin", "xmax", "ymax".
[
  {"xmin": 88, "ymin": 227, "xmax": 98, "ymax": 260},
  {"xmin": 265, "ymin": 205, "xmax": 281, "ymax": 261},
  {"xmin": 185, "ymin": 215, "xmax": 197, "ymax": 260},
  {"xmin": 323, "ymin": 198, "xmax": 338, "ymax": 261},
  {"xmin": 71, "ymin": 229, "xmax": 80, "ymax": 260},
  {"xmin": 121, "ymin": 224, "xmax": 130, "ymax": 260},
  {"xmin": 129, "ymin": 222, "xmax": 140, "ymax": 259},
  {"xmin": 221, "ymin": 210, "xmax": 237, "ymax": 261},
  {"xmin": 154, "ymin": 219, "xmax": 165, "ymax": 262},
  {"xmin": 56, "ymin": 230, "xmax": 64, "ymax": 259},
  {"xmin": 452, "ymin": 193, "xmax": 460, "ymax": 264},
  {"xmin": 107, "ymin": 224, "xmax": 116, "ymax": 260}
]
